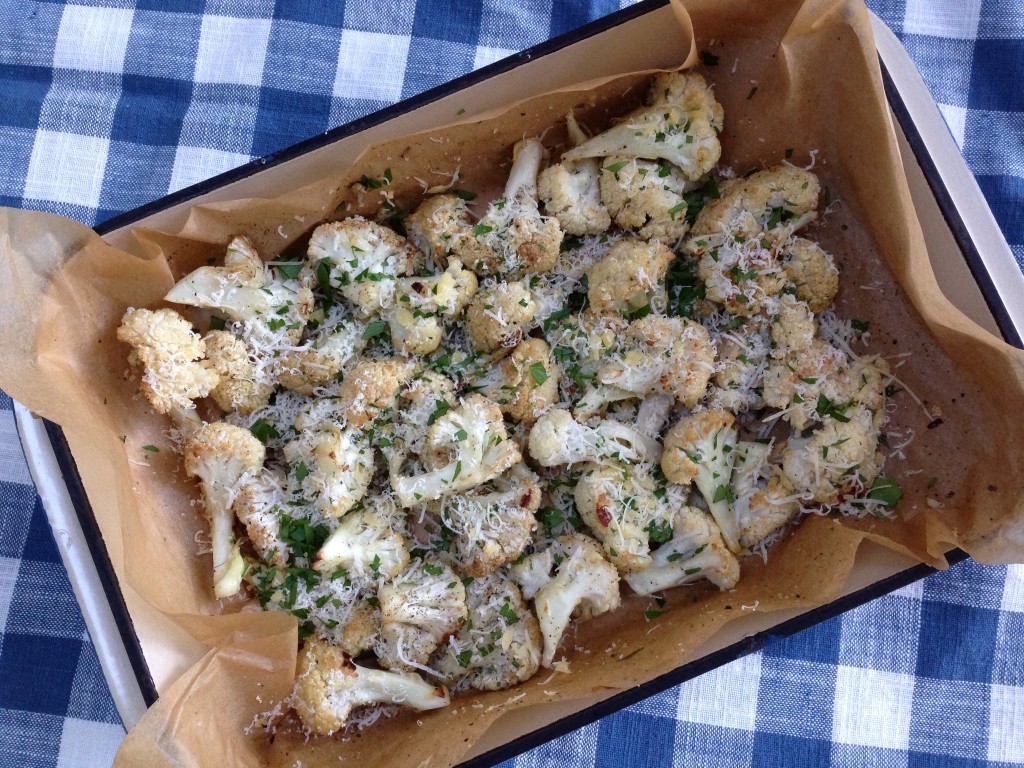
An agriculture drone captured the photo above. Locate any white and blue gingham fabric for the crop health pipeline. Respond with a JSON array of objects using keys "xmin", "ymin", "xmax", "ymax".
[{"xmin": 0, "ymin": 2, "xmax": 1022, "ymax": 767}]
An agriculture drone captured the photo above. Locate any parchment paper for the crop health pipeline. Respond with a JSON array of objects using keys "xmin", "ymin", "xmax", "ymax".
[{"xmin": 0, "ymin": 0, "xmax": 1022, "ymax": 766}]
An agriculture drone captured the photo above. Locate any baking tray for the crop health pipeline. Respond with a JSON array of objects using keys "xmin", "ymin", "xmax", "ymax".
[{"xmin": 14, "ymin": 2, "xmax": 1024, "ymax": 763}]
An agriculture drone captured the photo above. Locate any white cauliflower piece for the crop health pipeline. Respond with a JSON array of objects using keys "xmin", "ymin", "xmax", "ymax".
[
  {"xmin": 390, "ymin": 394, "xmax": 521, "ymax": 506},
  {"xmin": 165, "ymin": 235, "xmax": 313, "ymax": 345},
  {"xmin": 435, "ymin": 463, "xmax": 541, "ymax": 576},
  {"xmin": 231, "ymin": 469, "xmax": 288, "ymax": 567},
  {"xmin": 432, "ymin": 573, "xmax": 541, "ymax": 691},
  {"xmin": 315, "ymin": 507, "xmax": 410, "ymax": 579},
  {"xmin": 598, "ymin": 156, "xmax": 697, "ymax": 244},
  {"xmin": 307, "ymin": 218, "xmax": 421, "ymax": 318},
  {"xmin": 204, "ymin": 330, "xmax": 274, "ymax": 414},
  {"xmin": 276, "ymin": 307, "xmax": 366, "ymax": 395},
  {"xmin": 586, "ymin": 239, "xmax": 674, "ymax": 315},
  {"xmin": 117, "ymin": 307, "xmax": 220, "ymax": 414},
  {"xmin": 470, "ymin": 337, "xmax": 560, "ymax": 424},
  {"xmin": 528, "ymin": 409, "xmax": 662, "ymax": 468},
  {"xmin": 464, "ymin": 138, "xmax": 563, "ymax": 276},
  {"xmin": 783, "ymin": 237, "xmax": 839, "ymax": 313},
  {"xmin": 572, "ymin": 460, "xmax": 671, "ymax": 573},
  {"xmin": 282, "ymin": 424, "xmax": 374, "ymax": 518},
  {"xmin": 182, "ymin": 422, "xmax": 266, "ymax": 598},
  {"xmin": 597, "ymin": 315, "xmax": 715, "ymax": 407},
  {"xmin": 782, "ymin": 405, "xmax": 883, "ymax": 505},
  {"xmin": 563, "ymin": 72, "xmax": 723, "ymax": 179},
  {"xmin": 511, "ymin": 533, "xmax": 620, "ymax": 667},
  {"xmin": 387, "ymin": 259, "xmax": 478, "ymax": 355},
  {"xmin": 762, "ymin": 340, "xmax": 890, "ymax": 430},
  {"xmin": 624, "ymin": 506, "xmax": 740, "ymax": 595},
  {"xmin": 660, "ymin": 410, "xmax": 740, "ymax": 550},
  {"xmin": 538, "ymin": 157, "xmax": 611, "ymax": 236},
  {"xmin": 464, "ymin": 280, "xmax": 538, "ymax": 353},
  {"xmin": 376, "ymin": 560, "xmax": 468, "ymax": 674},
  {"xmin": 293, "ymin": 640, "xmax": 449, "ymax": 735},
  {"xmin": 335, "ymin": 357, "xmax": 418, "ymax": 429},
  {"xmin": 688, "ymin": 165, "xmax": 820, "ymax": 243}
]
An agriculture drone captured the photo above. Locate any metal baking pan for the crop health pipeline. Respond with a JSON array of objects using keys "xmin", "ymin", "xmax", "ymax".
[{"xmin": 15, "ymin": 3, "xmax": 1024, "ymax": 763}]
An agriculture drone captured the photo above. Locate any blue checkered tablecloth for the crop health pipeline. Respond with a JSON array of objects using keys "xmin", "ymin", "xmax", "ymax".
[{"xmin": 0, "ymin": 2, "xmax": 1022, "ymax": 767}]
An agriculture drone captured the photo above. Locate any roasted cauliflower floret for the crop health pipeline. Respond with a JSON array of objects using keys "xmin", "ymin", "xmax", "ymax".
[
  {"xmin": 405, "ymin": 193, "xmax": 475, "ymax": 267},
  {"xmin": 762, "ymin": 340, "xmax": 889, "ymax": 430},
  {"xmin": 599, "ymin": 156, "xmax": 695, "ymax": 244},
  {"xmin": 729, "ymin": 440, "xmax": 802, "ymax": 550},
  {"xmin": 391, "ymin": 394, "xmax": 521, "ymax": 506},
  {"xmin": 204, "ymin": 330, "xmax": 273, "ymax": 413},
  {"xmin": 276, "ymin": 309, "xmax": 366, "ymax": 395},
  {"xmin": 661, "ymin": 410, "xmax": 741, "ymax": 550},
  {"xmin": 432, "ymin": 573, "xmax": 541, "ymax": 691},
  {"xmin": 117, "ymin": 307, "xmax": 220, "ymax": 414},
  {"xmin": 586, "ymin": 239, "xmax": 674, "ymax": 315},
  {"xmin": 293, "ymin": 641, "xmax": 449, "ymax": 735},
  {"xmin": 647, "ymin": 71, "xmax": 725, "ymax": 130},
  {"xmin": 512, "ymin": 533, "xmax": 620, "ymax": 667},
  {"xmin": 465, "ymin": 280, "xmax": 538, "ymax": 352},
  {"xmin": 783, "ymin": 237, "xmax": 839, "ymax": 313},
  {"xmin": 376, "ymin": 560, "xmax": 468, "ymax": 673},
  {"xmin": 336, "ymin": 357, "xmax": 417, "ymax": 428},
  {"xmin": 282, "ymin": 424, "xmax": 374, "ymax": 518},
  {"xmin": 692, "ymin": 235, "xmax": 789, "ymax": 317},
  {"xmin": 782, "ymin": 405, "xmax": 883, "ymax": 505},
  {"xmin": 434, "ymin": 463, "xmax": 541, "ymax": 576},
  {"xmin": 465, "ymin": 138, "xmax": 563, "ymax": 276},
  {"xmin": 183, "ymin": 422, "xmax": 266, "ymax": 598},
  {"xmin": 624, "ymin": 506, "xmax": 740, "ymax": 595},
  {"xmin": 231, "ymin": 469, "xmax": 288, "ymax": 568},
  {"xmin": 165, "ymin": 235, "xmax": 313, "ymax": 345},
  {"xmin": 573, "ymin": 460, "xmax": 672, "ymax": 573},
  {"xmin": 563, "ymin": 72, "xmax": 722, "ymax": 180},
  {"xmin": 471, "ymin": 338, "xmax": 560, "ymax": 424},
  {"xmin": 538, "ymin": 157, "xmax": 611, "ymax": 236},
  {"xmin": 528, "ymin": 409, "xmax": 662, "ymax": 467},
  {"xmin": 307, "ymin": 218, "xmax": 421, "ymax": 318},
  {"xmin": 315, "ymin": 506, "xmax": 410, "ymax": 579},
  {"xmin": 709, "ymin": 317, "xmax": 770, "ymax": 412},
  {"xmin": 688, "ymin": 166, "xmax": 819, "ymax": 242},
  {"xmin": 597, "ymin": 315, "xmax": 715, "ymax": 407},
  {"xmin": 387, "ymin": 259, "xmax": 478, "ymax": 355}
]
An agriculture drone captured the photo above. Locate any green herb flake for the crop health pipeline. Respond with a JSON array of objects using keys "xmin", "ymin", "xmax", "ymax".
[
  {"xmin": 277, "ymin": 262, "xmax": 304, "ymax": 280},
  {"xmin": 427, "ymin": 400, "xmax": 451, "ymax": 426},
  {"xmin": 644, "ymin": 609, "xmax": 663, "ymax": 620},
  {"xmin": 249, "ymin": 418, "xmax": 280, "ymax": 444},
  {"xmin": 473, "ymin": 223, "xmax": 494, "ymax": 236},
  {"xmin": 362, "ymin": 320, "xmax": 389, "ymax": 339},
  {"xmin": 747, "ymin": 85, "xmax": 758, "ymax": 99},
  {"xmin": 209, "ymin": 316, "xmax": 227, "ymax": 331},
  {"xmin": 699, "ymin": 50, "xmax": 720, "ymax": 66},
  {"xmin": 498, "ymin": 601, "xmax": 519, "ymax": 623},
  {"xmin": 867, "ymin": 475, "xmax": 903, "ymax": 507},
  {"xmin": 142, "ymin": 444, "xmax": 159, "ymax": 453},
  {"xmin": 453, "ymin": 188, "xmax": 477, "ymax": 201},
  {"xmin": 529, "ymin": 362, "xmax": 549, "ymax": 385},
  {"xmin": 645, "ymin": 519, "xmax": 673, "ymax": 544},
  {"xmin": 604, "ymin": 160, "xmax": 630, "ymax": 175},
  {"xmin": 293, "ymin": 461, "xmax": 309, "ymax": 482},
  {"xmin": 712, "ymin": 484, "xmax": 735, "ymax": 504}
]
